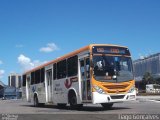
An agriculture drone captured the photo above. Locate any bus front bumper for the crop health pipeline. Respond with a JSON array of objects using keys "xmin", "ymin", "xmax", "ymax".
[{"xmin": 92, "ymin": 91, "xmax": 136, "ymax": 104}]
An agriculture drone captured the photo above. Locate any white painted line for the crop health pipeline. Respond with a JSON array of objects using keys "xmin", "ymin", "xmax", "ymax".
[{"xmin": 148, "ymin": 100, "xmax": 160, "ymax": 103}]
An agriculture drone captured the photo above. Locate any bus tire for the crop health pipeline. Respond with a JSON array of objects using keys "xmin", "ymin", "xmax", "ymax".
[
  {"xmin": 68, "ymin": 90, "xmax": 83, "ymax": 109},
  {"xmin": 69, "ymin": 94, "xmax": 77, "ymax": 109},
  {"xmin": 33, "ymin": 95, "xmax": 39, "ymax": 107},
  {"xmin": 101, "ymin": 103, "xmax": 113, "ymax": 109}
]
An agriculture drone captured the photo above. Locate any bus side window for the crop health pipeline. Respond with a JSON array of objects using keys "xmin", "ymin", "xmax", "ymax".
[
  {"xmin": 40, "ymin": 68, "xmax": 45, "ymax": 83},
  {"xmin": 53, "ymin": 63, "xmax": 57, "ymax": 80},
  {"xmin": 31, "ymin": 72, "xmax": 35, "ymax": 85},
  {"xmin": 57, "ymin": 60, "xmax": 67, "ymax": 79},
  {"xmin": 67, "ymin": 55, "xmax": 78, "ymax": 77},
  {"xmin": 23, "ymin": 75, "xmax": 26, "ymax": 86},
  {"xmin": 35, "ymin": 69, "xmax": 41, "ymax": 84}
]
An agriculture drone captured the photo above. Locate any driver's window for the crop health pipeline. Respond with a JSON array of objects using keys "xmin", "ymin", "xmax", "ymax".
[{"xmin": 120, "ymin": 58, "xmax": 130, "ymax": 71}]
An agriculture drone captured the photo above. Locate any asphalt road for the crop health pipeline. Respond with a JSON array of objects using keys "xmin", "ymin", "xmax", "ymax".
[{"xmin": 0, "ymin": 99, "xmax": 160, "ymax": 120}]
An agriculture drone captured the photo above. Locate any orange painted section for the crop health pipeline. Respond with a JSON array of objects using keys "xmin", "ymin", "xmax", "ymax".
[{"xmin": 92, "ymin": 75, "xmax": 135, "ymax": 94}]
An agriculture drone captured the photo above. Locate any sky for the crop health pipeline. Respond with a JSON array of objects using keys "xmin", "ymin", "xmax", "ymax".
[{"xmin": 0, "ymin": 0, "xmax": 160, "ymax": 84}]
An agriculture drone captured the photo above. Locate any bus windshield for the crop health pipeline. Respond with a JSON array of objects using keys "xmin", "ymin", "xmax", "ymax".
[{"xmin": 93, "ymin": 55, "xmax": 134, "ymax": 82}]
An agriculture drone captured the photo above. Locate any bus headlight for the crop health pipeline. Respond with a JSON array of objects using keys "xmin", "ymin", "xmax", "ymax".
[
  {"xmin": 128, "ymin": 86, "xmax": 135, "ymax": 93},
  {"xmin": 93, "ymin": 85, "xmax": 105, "ymax": 94}
]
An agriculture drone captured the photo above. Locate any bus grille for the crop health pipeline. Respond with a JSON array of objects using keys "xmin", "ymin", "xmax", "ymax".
[
  {"xmin": 103, "ymin": 83, "xmax": 130, "ymax": 93},
  {"xmin": 111, "ymin": 95, "xmax": 125, "ymax": 99},
  {"xmin": 103, "ymin": 84, "xmax": 128, "ymax": 89}
]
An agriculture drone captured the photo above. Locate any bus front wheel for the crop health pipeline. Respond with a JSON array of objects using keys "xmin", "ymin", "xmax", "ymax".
[
  {"xmin": 101, "ymin": 103, "xmax": 113, "ymax": 109},
  {"xmin": 69, "ymin": 91, "xmax": 83, "ymax": 109},
  {"xmin": 69, "ymin": 95, "xmax": 77, "ymax": 108}
]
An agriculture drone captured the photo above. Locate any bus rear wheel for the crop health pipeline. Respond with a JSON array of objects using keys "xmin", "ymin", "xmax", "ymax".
[
  {"xmin": 33, "ymin": 95, "xmax": 39, "ymax": 107},
  {"xmin": 101, "ymin": 103, "xmax": 113, "ymax": 109}
]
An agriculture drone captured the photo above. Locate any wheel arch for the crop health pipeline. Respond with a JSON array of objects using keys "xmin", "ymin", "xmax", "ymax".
[
  {"xmin": 68, "ymin": 88, "xmax": 78, "ymax": 104},
  {"xmin": 33, "ymin": 92, "xmax": 38, "ymax": 99}
]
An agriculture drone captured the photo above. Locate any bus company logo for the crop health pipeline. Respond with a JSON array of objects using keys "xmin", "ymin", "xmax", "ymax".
[
  {"xmin": 64, "ymin": 79, "xmax": 72, "ymax": 89},
  {"xmin": 116, "ymin": 90, "xmax": 119, "ymax": 94}
]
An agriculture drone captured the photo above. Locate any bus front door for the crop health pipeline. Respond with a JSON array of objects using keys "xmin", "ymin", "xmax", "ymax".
[
  {"xmin": 46, "ymin": 69, "xmax": 53, "ymax": 103},
  {"xmin": 80, "ymin": 57, "xmax": 92, "ymax": 102}
]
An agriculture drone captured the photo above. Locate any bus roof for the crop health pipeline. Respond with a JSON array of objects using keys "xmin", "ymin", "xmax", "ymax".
[{"xmin": 23, "ymin": 44, "xmax": 128, "ymax": 75}]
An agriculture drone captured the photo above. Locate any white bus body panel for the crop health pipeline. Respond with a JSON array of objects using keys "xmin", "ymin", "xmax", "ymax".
[{"xmin": 93, "ymin": 90, "xmax": 136, "ymax": 104}]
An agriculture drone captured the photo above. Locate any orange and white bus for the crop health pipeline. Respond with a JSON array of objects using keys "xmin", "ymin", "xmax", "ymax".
[{"xmin": 22, "ymin": 44, "xmax": 136, "ymax": 109}]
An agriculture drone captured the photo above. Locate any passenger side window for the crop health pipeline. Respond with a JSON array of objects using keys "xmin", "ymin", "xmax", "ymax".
[
  {"xmin": 35, "ymin": 70, "xmax": 40, "ymax": 84},
  {"xmin": 53, "ymin": 63, "xmax": 57, "ymax": 80},
  {"xmin": 57, "ymin": 60, "xmax": 67, "ymax": 79},
  {"xmin": 31, "ymin": 72, "xmax": 35, "ymax": 85},
  {"xmin": 22, "ymin": 75, "xmax": 26, "ymax": 86},
  {"xmin": 41, "ymin": 68, "xmax": 45, "ymax": 83},
  {"xmin": 67, "ymin": 55, "xmax": 78, "ymax": 77}
]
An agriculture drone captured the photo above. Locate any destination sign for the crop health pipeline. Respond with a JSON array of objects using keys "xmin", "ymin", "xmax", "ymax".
[{"xmin": 92, "ymin": 46, "xmax": 131, "ymax": 56}]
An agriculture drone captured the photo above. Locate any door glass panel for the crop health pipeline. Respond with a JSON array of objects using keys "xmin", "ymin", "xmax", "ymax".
[
  {"xmin": 86, "ymin": 58, "xmax": 90, "ymax": 78},
  {"xmin": 80, "ymin": 60, "xmax": 85, "ymax": 79},
  {"xmin": 80, "ymin": 59, "xmax": 86, "ymax": 100},
  {"xmin": 86, "ymin": 58, "xmax": 91, "ymax": 100},
  {"xmin": 87, "ymin": 80, "xmax": 91, "ymax": 100},
  {"xmin": 80, "ymin": 57, "xmax": 91, "ymax": 101}
]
